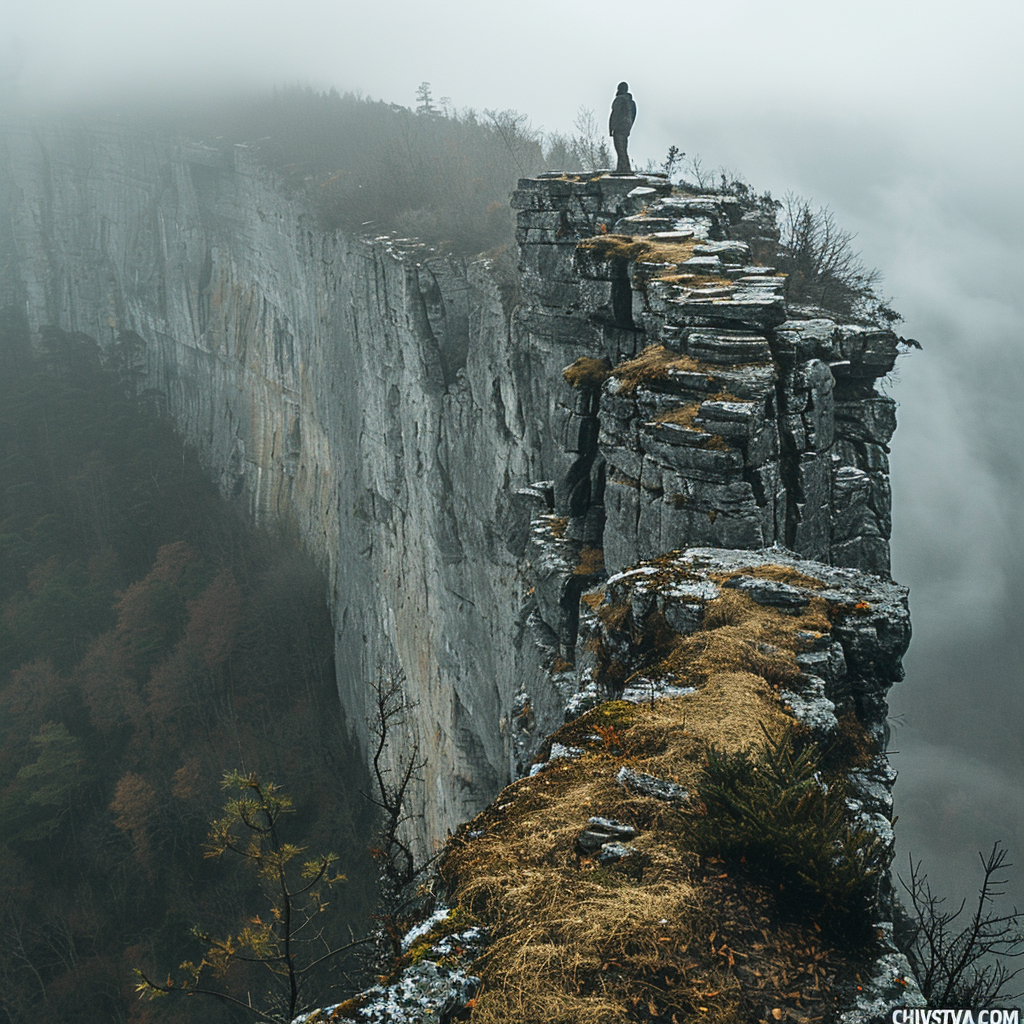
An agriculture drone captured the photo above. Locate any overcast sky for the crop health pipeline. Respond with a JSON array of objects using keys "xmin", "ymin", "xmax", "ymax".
[{"xmin": 4, "ymin": 0, "xmax": 1022, "ymax": 907}]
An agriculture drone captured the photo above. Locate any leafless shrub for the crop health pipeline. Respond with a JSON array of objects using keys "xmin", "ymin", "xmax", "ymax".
[
  {"xmin": 568, "ymin": 106, "xmax": 611, "ymax": 172},
  {"xmin": 682, "ymin": 153, "xmax": 716, "ymax": 190},
  {"xmin": 898, "ymin": 842, "xmax": 1024, "ymax": 1008},
  {"xmin": 775, "ymin": 193, "xmax": 883, "ymax": 318},
  {"xmin": 541, "ymin": 131, "xmax": 584, "ymax": 173},
  {"xmin": 485, "ymin": 107, "xmax": 541, "ymax": 178},
  {"xmin": 365, "ymin": 674, "xmax": 435, "ymax": 964},
  {"xmin": 671, "ymin": 155, "xmax": 900, "ymax": 324}
]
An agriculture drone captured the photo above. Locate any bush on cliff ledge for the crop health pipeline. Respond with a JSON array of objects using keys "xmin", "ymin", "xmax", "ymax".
[{"xmin": 689, "ymin": 725, "xmax": 888, "ymax": 943}]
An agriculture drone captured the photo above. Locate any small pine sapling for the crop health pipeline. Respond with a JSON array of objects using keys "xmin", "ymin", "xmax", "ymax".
[{"xmin": 135, "ymin": 770, "xmax": 367, "ymax": 1023}]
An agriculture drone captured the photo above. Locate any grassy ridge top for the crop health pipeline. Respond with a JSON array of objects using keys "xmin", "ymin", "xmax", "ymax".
[{"xmin": 437, "ymin": 566, "xmax": 892, "ymax": 1023}]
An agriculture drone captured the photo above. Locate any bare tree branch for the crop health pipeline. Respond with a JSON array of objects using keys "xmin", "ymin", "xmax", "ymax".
[
  {"xmin": 898, "ymin": 841, "xmax": 1024, "ymax": 1008},
  {"xmin": 364, "ymin": 673, "xmax": 438, "ymax": 965}
]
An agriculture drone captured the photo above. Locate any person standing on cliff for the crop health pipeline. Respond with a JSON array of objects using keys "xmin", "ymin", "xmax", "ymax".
[{"xmin": 609, "ymin": 82, "xmax": 636, "ymax": 173}]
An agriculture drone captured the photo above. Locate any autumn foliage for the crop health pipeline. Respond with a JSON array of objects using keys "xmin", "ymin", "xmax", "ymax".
[{"xmin": 0, "ymin": 315, "xmax": 376, "ymax": 1023}]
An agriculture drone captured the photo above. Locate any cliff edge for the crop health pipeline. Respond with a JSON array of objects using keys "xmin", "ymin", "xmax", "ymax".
[{"xmin": 0, "ymin": 122, "xmax": 922, "ymax": 1019}]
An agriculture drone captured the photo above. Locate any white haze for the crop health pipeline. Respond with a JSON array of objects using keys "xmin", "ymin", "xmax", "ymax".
[{"xmin": 3, "ymin": 0, "xmax": 1022, "ymax": 908}]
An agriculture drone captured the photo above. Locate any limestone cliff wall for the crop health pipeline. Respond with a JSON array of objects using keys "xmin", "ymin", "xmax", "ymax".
[
  {"xmin": 0, "ymin": 120, "xmax": 909, "ymax": 862},
  {"xmin": 1, "ymin": 118, "xmax": 565, "ymax": 845}
]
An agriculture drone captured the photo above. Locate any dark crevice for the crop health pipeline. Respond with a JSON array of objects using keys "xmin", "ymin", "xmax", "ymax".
[
  {"xmin": 743, "ymin": 463, "xmax": 768, "ymax": 509},
  {"xmin": 559, "ymin": 578, "xmax": 587, "ymax": 663},
  {"xmin": 556, "ymin": 377, "xmax": 608, "ymax": 656},
  {"xmin": 491, "ymin": 378, "xmax": 515, "ymax": 443},
  {"xmin": 611, "ymin": 257, "xmax": 634, "ymax": 328},
  {"xmin": 421, "ymin": 266, "xmax": 470, "ymax": 387},
  {"xmin": 767, "ymin": 337, "xmax": 803, "ymax": 549},
  {"xmin": 592, "ymin": 458, "xmax": 606, "ymax": 505},
  {"xmin": 408, "ymin": 278, "xmax": 446, "ymax": 389},
  {"xmin": 565, "ymin": 455, "xmax": 596, "ymax": 518}
]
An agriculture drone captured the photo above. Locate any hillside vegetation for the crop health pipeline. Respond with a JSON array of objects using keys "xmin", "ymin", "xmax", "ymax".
[
  {"xmin": 0, "ymin": 311, "xmax": 377, "ymax": 1024},
  {"xmin": 147, "ymin": 87, "xmax": 550, "ymax": 253}
]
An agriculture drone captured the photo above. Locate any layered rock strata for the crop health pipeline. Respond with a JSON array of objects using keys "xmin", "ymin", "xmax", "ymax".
[
  {"xmin": 514, "ymin": 173, "xmax": 899, "ymax": 583},
  {"xmin": 0, "ymin": 118, "xmax": 924, "ymax": 1017},
  {"xmin": 2, "ymin": 125, "xmax": 917, "ymax": 1013}
]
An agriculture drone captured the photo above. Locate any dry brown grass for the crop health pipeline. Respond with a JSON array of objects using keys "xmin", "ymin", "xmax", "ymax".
[
  {"xmin": 442, "ymin": 706, "xmax": 744, "ymax": 1024},
  {"xmin": 716, "ymin": 563, "xmax": 827, "ymax": 592},
  {"xmin": 442, "ymin": 671, "xmax": 853, "ymax": 1020},
  {"xmin": 653, "ymin": 402, "xmax": 702, "ymax": 428},
  {"xmin": 597, "ymin": 587, "xmax": 830, "ymax": 700},
  {"xmin": 602, "ymin": 679, "xmax": 793, "ymax": 791},
  {"xmin": 575, "ymin": 547, "xmax": 606, "ymax": 576},
  {"xmin": 439, "ymin": 565, "xmax": 873, "ymax": 1023},
  {"xmin": 469, "ymin": 881, "xmax": 743, "ymax": 1024},
  {"xmin": 612, "ymin": 345, "xmax": 775, "ymax": 397},
  {"xmin": 596, "ymin": 598, "xmax": 631, "ymax": 633},
  {"xmin": 626, "ymin": 625, "xmax": 805, "ymax": 702},
  {"xmin": 699, "ymin": 588, "xmax": 831, "ymax": 643},
  {"xmin": 576, "ymin": 233, "xmax": 747, "ymax": 292},
  {"xmin": 564, "ymin": 357, "xmax": 612, "ymax": 391},
  {"xmin": 612, "ymin": 345, "xmax": 715, "ymax": 395},
  {"xmin": 577, "ymin": 234, "xmax": 698, "ymax": 267},
  {"xmin": 648, "ymin": 402, "xmax": 731, "ymax": 452}
]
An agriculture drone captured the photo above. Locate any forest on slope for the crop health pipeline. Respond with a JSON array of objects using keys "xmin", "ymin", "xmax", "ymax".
[
  {"xmin": 143, "ymin": 85, "xmax": 556, "ymax": 253},
  {"xmin": 0, "ymin": 309, "xmax": 377, "ymax": 1024}
]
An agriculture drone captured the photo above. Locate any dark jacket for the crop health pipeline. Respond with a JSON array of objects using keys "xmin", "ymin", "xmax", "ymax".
[{"xmin": 609, "ymin": 92, "xmax": 636, "ymax": 134}]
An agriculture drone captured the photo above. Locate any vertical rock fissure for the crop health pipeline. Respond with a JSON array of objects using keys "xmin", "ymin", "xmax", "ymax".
[
  {"xmin": 611, "ymin": 257, "xmax": 634, "ymax": 329},
  {"xmin": 773, "ymin": 353, "xmax": 805, "ymax": 551},
  {"xmin": 559, "ymin": 379, "xmax": 607, "ymax": 657}
]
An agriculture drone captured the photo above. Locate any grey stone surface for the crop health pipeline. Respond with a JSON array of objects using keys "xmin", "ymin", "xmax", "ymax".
[
  {"xmin": 616, "ymin": 766, "xmax": 689, "ymax": 803},
  {"xmin": 575, "ymin": 816, "xmax": 639, "ymax": 853},
  {"xmin": 780, "ymin": 675, "xmax": 839, "ymax": 735},
  {"xmin": 596, "ymin": 841, "xmax": 643, "ymax": 867},
  {"xmin": 1, "ymin": 124, "xmax": 579, "ymax": 851},
  {"xmin": 313, "ymin": 956, "xmax": 480, "ymax": 1024},
  {"xmin": 722, "ymin": 573, "xmax": 810, "ymax": 609},
  {"xmin": 3, "ymin": 147, "xmax": 919, "ymax": 1020},
  {"xmin": 836, "ymin": 950, "xmax": 927, "ymax": 1022},
  {"xmin": 686, "ymin": 327, "xmax": 772, "ymax": 364}
]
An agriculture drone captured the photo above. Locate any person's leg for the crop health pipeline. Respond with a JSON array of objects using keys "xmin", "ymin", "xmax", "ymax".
[{"xmin": 613, "ymin": 132, "xmax": 631, "ymax": 172}]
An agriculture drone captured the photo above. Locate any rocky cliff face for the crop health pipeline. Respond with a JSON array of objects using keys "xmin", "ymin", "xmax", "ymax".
[
  {"xmin": 1, "ymin": 117, "xmax": 924, "ymax": 1018},
  {"xmin": 1, "ymin": 120, "xmax": 907, "ymax": 839},
  {"xmin": 1, "ymin": 119, "xmax": 616, "ymax": 846}
]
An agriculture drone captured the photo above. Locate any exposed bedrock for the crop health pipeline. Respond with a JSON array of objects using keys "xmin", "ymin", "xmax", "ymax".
[
  {"xmin": 2, "ymin": 125, "xmax": 910, "ymax": 875},
  {"xmin": 2, "ymin": 121, "xmax": 570, "ymax": 845},
  {"xmin": 518, "ymin": 180, "xmax": 902, "ymax": 581}
]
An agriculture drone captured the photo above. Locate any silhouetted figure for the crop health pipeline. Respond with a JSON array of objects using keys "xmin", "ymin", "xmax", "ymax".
[{"xmin": 609, "ymin": 82, "xmax": 636, "ymax": 173}]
